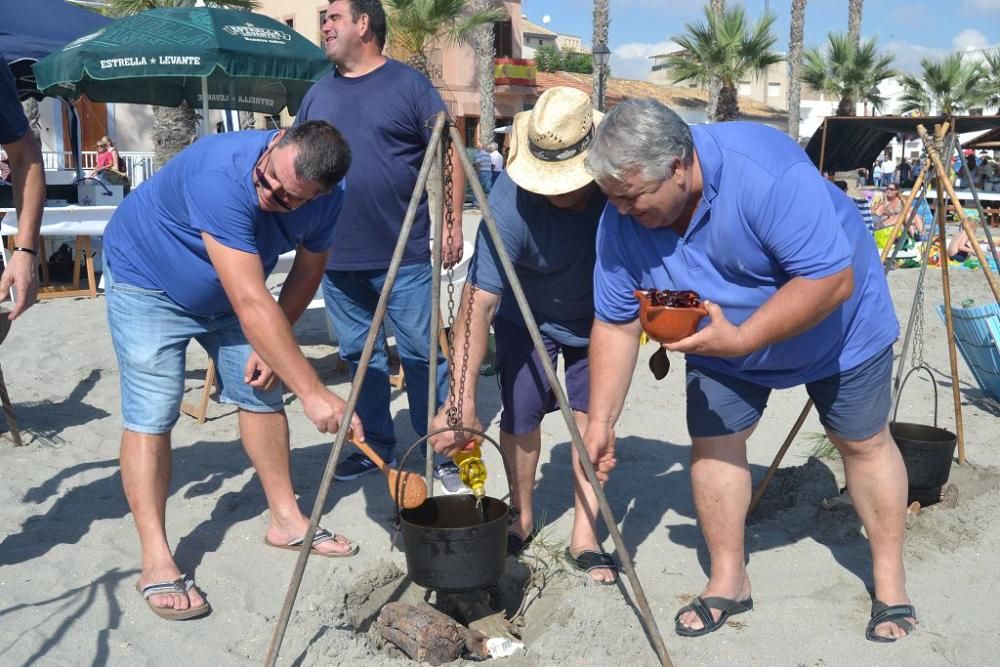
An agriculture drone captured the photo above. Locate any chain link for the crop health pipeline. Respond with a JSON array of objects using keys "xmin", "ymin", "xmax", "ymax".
[{"xmin": 439, "ymin": 127, "xmax": 477, "ymax": 431}]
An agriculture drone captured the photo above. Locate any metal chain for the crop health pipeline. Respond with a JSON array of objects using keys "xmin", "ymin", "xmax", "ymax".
[
  {"xmin": 440, "ymin": 127, "xmax": 477, "ymax": 430},
  {"xmin": 912, "ymin": 276, "xmax": 926, "ymax": 368}
]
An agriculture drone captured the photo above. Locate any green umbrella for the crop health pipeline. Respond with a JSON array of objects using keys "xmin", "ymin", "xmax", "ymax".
[{"xmin": 32, "ymin": 7, "xmax": 331, "ymax": 119}]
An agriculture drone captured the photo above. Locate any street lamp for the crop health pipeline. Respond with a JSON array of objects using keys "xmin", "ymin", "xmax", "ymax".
[{"xmin": 592, "ymin": 42, "xmax": 611, "ymax": 112}]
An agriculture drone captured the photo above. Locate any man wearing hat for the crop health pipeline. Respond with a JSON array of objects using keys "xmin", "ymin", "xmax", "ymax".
[{"xmin": 429, "ymin": 87, "xmax": 617, "ymax": 584}]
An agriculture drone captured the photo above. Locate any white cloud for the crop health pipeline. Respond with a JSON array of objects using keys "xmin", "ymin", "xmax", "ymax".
[
  {"xmin": 962, "ymin": 0, "xmax": 1000, "ymax": 12},
  {"xmin": 952, "ymin": 29, "xmax": 990, "ymax": 51},
  {"xmin": 610, "ymin": 40, "xmax": 677, "ymax": 81}
]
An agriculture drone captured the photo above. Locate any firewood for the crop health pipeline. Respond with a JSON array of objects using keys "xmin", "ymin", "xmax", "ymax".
[{"xmin": 375, "ymin": 601, "xmax": 488, "ymax": 665}]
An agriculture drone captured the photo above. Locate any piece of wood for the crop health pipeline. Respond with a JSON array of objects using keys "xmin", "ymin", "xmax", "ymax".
[
  {"xmin": 439, "ymin": 589, "xmax": 520, "ymax": 641},
  {"xmin": 375, "ymin": 601, "xmax": 488, "ymax": 665},
  {"xmin": 0, "ymin": 362, "xmax": 23, "ymax": 446},
  {"xmin": 180, "ymin": 356, "xmax": 217, "ymax": 424}
]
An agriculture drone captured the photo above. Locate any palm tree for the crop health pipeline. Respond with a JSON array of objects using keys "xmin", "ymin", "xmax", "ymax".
[
  {"xmin": 668, "ymin": 5, "xmax": 782, "ymax": 122},
  {"xmin": 104, "ymin": 0, "xmax": 259, "ymax": 169},
  {"xmin": 897, "ymin": 52, "xmax": 987, "ymax": 116},
  {"xmin": 801, "ymin": 33, "xmax": 894, "ymax": 116},
  {"xmin": 384, "ymin": 0, "xmax": 504, "ymax": 78},
  {"xmin": 847, "ymin": 0, "xmax": 863, "ymax": 46},
  {"xmin": 706, "ymin": 0, "xmax": 725, "ymax": 119},
  {"xmin": 472, "ymin": 0, "xmax": 502, "ymax": 150},
  {"xmin": 982, "ymin": 49, "xmax": 1000, "ymax": 110},
  {"xmin": 786, "ymin": 0, "xmax": 807, "ymax": 140},
  {"xmin": 591, "ymin": 0, "xmax": 610, "ymax": 110},
  {"xmin": 843, "ymin": 0, "xmax": 864, "ymax": 113}
]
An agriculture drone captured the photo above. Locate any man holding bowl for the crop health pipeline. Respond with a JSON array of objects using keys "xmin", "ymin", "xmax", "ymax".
[{"xmin": 581, "ymin": 98, "xmax": 914, "ymax": 642}]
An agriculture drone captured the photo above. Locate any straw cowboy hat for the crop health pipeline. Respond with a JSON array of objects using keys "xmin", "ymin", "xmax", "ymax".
[{"xmin": 506, "ymin": 86, "xmax": 603, "ymax": 196}]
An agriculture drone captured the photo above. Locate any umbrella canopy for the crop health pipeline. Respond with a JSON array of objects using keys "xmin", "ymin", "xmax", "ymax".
[
  {"xmin": 0, "ymin": 0, "xmax": 112, "ymax": 98},
  {"xmin": 33, "ymin": 7, "xmax": 331, "ymax": 115}
]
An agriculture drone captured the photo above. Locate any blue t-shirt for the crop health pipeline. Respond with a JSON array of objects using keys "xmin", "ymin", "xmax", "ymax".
[
  {"xmin": 1, "ymin": 56, "xmax": 29, "ymax": 144},
  {"xmin": 468, "ymin": 172, "xmax": 607, "ymax": 347},
  {"xmin": 594, "ymin": 122, "xmax": 899, "ymax": 389},
  {"xmin": 104, "ymin": 130, "xmax": 345, "ymax": 315},
  {"xmin": 294, "ymin": 59, "xmax": 446, "ymax": 271}
]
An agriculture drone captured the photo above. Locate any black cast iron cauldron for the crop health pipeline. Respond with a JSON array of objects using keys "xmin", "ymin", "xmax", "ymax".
[
  {"xmin": 394, "ymin": 429, "xmax": 515, "ymax": 593},
  {"xmin": 891, "ymin": 364, "xmax": 957, "ymax": 506}
]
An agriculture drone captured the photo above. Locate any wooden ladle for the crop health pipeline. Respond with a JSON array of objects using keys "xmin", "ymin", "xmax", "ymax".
[{"xmin": 350, "ymin": 435, "xmax": 428, "ymax": 509}]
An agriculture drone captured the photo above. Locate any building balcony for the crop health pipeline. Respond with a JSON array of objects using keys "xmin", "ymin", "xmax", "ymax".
[{"xmin": 494, "ymin": 58, "xmax": 536, "ymax": 87}]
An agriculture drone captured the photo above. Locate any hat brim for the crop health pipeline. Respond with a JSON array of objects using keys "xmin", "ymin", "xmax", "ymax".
[{"xmin": 506, "ymin": 107, "xmax": 604, "ymax": 196}]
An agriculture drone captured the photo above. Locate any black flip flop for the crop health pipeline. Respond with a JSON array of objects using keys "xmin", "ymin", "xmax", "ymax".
[
  {"xmin": 564, "ymin": 547, "xmax": 618, "ymax": 585},
  {"xmin": 507, "ymin": 531, "xmax": 534, "ymax": 557},
  {"xmin": 866, "ymin": 600, "xmax": 916, "ymax": 642},
  {"xmin": 674, "ymin": 595, "xmax": 753, "ymax": 637}
]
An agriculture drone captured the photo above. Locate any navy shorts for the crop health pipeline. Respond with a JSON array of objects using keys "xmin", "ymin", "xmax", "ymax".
[
  {"xmin": 494, "ymin": 317, "xmax": 589, "ymax": 435},
  {"xmin": 686, "ymin": 345, "xmax": 893, "ymax": 441}
]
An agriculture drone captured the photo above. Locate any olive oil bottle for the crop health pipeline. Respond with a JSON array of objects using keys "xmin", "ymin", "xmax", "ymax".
[{"xmin": 452, "ymin": 440, "xmax": 487, "ymax": 500}]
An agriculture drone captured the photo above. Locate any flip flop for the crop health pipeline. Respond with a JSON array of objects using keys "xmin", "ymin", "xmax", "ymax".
[
  {"xmin": 674, "ymin": 595, "xmax": 753, "ymax": 637},
  {"xmin": 136, "ymin": 575, "xmax": 211, "ymax": 621},
  {"xmin": 507, "ymin": 531, "xmax": 534, "ymax": 557},
  {"xmin": 866, "ymin": 600, "xmax": 917, "ymax": 642},
  {"xmin": 564, "ymin": 547, "xmax": 618, "ymax": 585},
  {"xmin": 264, "ymin": 526, "xmax": 359, "ymax": 558}
]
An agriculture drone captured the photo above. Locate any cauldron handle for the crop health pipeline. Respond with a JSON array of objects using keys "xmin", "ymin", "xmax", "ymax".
[
  {"xmin": 892, "ymin": 363, "xmax": 939, "ymax": 428},
  {"xmin": 393, "ymin": 427, "xmax": 515, "ymax": 527}
]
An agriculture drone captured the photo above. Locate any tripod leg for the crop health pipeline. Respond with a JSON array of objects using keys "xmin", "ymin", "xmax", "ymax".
[{"xmin": 0, "ymin": 363, "xmax": 24, "ymax": 446}]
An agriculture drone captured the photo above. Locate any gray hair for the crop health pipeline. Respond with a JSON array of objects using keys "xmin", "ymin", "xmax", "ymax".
[{"xmin": 585, "ymin": 98, "xmax": 694, "ymax": 184}]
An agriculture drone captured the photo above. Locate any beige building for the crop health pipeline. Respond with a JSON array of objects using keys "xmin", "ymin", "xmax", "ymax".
[
  {"xmin": 650, "ymin": 51, "xmax": 788, "ymax": 111},
  {"xmin": 554, "ymin": 33, "xmax": 585, "ymax": 53},
  {"xmin": 253, "ymin": 0, "xmax": 537, "ymax": 147}
]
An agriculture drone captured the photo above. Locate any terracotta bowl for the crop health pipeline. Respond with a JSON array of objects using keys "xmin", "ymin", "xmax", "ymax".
[{"xmin": 634, "ymin": 290, "xmax": 708, "ymax": 344}]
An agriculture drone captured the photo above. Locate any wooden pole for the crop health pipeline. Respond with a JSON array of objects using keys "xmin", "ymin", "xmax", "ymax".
[
  {"xmin": 748, "ymin": 399, "xmax": 813, "ymax": 515},
  {"xmin": 818, "ymin": 117, "xmax": 829, "ymax": 174},
  {"xmin": 922, "ymin": 125, "xmax": 966, "ymax": 464}
]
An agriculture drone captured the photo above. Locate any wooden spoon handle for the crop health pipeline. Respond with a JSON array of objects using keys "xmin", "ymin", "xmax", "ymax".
[{"xmin": 350, "ymin": 436, "xmax": 388, "ymax": 473}]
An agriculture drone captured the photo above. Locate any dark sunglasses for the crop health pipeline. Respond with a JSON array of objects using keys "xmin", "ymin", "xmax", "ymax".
[{"xmin": 253, "ymin": 149, "xmax": 301, "ymax": 212}]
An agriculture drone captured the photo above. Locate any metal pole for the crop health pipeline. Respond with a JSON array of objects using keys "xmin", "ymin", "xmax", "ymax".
[
  {"xmin": 450, "ymin": 125, "xmax": 673, "ymax": 667},
  {"xmin": 264, "ymin": 113, "xmax": 449, "ymax": 667}
]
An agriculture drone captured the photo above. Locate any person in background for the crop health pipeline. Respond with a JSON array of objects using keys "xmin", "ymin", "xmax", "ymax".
[
  {"xmin": 856, "ymin": 167, "xmax": 867, "ymax": 189},
  {"xmin": 897, "ymin": 158, "xmax": 911, "ymax": 188},
  {"xmin": 947, "ymin": 227, "xmax": 978, "ymax": 263},
  {"xmin": 880, "ymin": 154, "xmax": 895, "ymax": 188},
  {"xmin": 295, "ymin": 0, "xmax": 468, "ymax": 490},
  {"xmin": 475, "ymin": 142, "xmax": 493, "ymax": 195},
  {"xmin": 872, "ymin": 162, "xmax": 883, "ymax": 189},
  {"xmin": 0, "ymin": 55, "xmax": 44, "ymax": 321},
  {"xmin": 489, "ymin": 142, "xmax": 504, "ymax": 187},
  {"xmin": 88, "ymin": 135, "xmax": 127, "ymax": 186},
  {"xmin": 835, "ymin": 180, "xmax": 874, "ymax": 236}
]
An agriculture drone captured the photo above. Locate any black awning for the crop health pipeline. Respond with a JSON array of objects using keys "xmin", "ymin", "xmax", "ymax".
[{"xmin": 804, "ymin": 116, "xmax": 1000, "ymax": 173}]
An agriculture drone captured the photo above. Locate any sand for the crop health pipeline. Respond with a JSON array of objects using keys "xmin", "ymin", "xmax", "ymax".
[{"xmin": 1, "ymin": 222, "xmax": 999, "ymax": 666}]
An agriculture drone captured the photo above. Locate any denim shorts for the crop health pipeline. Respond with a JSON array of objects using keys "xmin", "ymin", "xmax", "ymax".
[
  {"xmin": 105, "ymin": 266, "xmax": 285, "ymax": 434},
  {"xmin": 686, "ymin": 346, "xmax": 893, "ymax": 441},
  {"xmin": 494, "ymin": 317, "xmax": 589, "ymax": 435}
]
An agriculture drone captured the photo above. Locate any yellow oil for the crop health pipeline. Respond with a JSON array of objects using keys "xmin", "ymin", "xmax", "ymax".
[{"xmin": 452, "ymin": 440, "xmax": 487, "ymax": 501}]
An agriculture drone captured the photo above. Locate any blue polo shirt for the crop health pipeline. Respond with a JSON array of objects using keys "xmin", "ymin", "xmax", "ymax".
[
  {"xmin": 1, "ymin": 56, "xmax": 29, "ymax": 144},
  {"xmin": 594, "ymin": 122, "xmax": 898, "ymax": 388},
  {"xmin": 295, "ymin": 60, "xmax": 446, "ymax": 271},
  {"xmin": 104, "ymin": 130, "xmax": 345, "ymax": 315},
  {"xmin": 467, "ymin": 172, "xmax": 607, "ymax": 347}
]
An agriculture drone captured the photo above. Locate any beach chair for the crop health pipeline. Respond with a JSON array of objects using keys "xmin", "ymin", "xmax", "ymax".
[{"xmin": 936, "ymin": 302, "xmax": 1000, "ymax": 403}]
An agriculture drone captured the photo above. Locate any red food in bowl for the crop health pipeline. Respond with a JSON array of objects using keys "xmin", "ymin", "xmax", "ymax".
[{"xmin": 634, "ymin": 289, "xmax": 708, "ymax": 343}]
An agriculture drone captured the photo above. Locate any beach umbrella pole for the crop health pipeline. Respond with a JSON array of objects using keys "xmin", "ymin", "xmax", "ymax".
[{"xmin": 201, "ymin": 78, "xmax": 210, "ymax": 137}]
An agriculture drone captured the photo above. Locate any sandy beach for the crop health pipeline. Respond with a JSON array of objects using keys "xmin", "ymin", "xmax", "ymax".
[{"xmin": 1, "ymin": 221, "xmax": 998, "ymax": 666}]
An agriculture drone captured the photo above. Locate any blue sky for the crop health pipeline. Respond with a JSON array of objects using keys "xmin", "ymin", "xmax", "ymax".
[{"xmin": 520, "ymin": 0, "xmax": 1000, "ymax": 80}]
